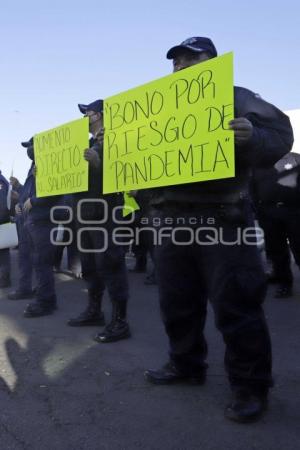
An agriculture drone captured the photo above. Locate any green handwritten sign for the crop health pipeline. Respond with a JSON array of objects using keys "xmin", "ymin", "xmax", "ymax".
[
  {"xmin": 103, "ymin": 52, "xmax": 234, "ymax": 194},
  {"xmin": 34, "ymin": 117, "xmax": 89, "ymax": 197},
  {"xmin": 123, "ymin": 192, "xmax": 140, "ymax": 217}
]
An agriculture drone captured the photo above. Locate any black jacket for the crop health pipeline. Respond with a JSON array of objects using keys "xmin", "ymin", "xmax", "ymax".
[
  {"xmin": 74, "ymin": 139, "xmax": 123, "ymax": 220},
  {"xmin": 149, "ymin": 86, "xmax": 294, "ymax": 206},
  {"xmin": 0, "ymin": 172, "xmax": 10, "ymax": 224}
]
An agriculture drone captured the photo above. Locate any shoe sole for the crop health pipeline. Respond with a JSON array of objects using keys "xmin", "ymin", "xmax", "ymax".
[
  {"xmin": 144, "ymin": 372, "xmax": 206, "ymax": 385},
  {"xmin": 68, "ymin": 320, "xmax": 105, "ymax": 327},
  {"xmin": 23, "ymin": 304, "xmax": 57, "ymax": 318},
  {"xmin": 225, "ymin": 409, "xmax": 267, "ymax": 423},
  {"xmin": 225, "ymin": 401, "xmax": 268, "ymax": 423},
  {"xmin": 94, "ymin": 330, "xmax": 131, "ymax": 343},
  {"xmin": 23, "ymin": 310, "xmax": 56, "ymax": 318}
]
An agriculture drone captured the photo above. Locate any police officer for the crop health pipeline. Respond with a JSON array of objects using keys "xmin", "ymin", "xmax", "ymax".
[
  {"xmin": 144, "ymin": 37, "xmax": 294, "ymax": 423},
  {"xmin": 252, "ymin": 152, "xmax": 300, "ymax": 298},
  {"xmin": 0, "ymin": 171, "xmax": 11, "ymax": 288},
  {"xmin": 8, "ymin": 143, "xmax": 35, "ymax": 300},
  {"xmin": 68, "ymin": 100, "xmax": 130, "ymax": 343},
  {"xmin": 15, "ymin": 138, "xmax": 61, "ymax": 317}
]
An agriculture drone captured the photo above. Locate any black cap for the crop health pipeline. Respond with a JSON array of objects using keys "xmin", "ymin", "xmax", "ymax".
[
  {"xmin": 166, "ymin": 37, "xmax": 217, "ymax": 59},
  {"xmin": 21, "ymin": 137, "xmax": 34, "ymax": 148},
  {"xmin": 78, "ymin": 99, "xmax": 103, "ymax": 115}
]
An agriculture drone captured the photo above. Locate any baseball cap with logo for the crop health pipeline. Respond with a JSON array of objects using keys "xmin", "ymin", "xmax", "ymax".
[{"xmin": 166, "ymin": 37, "xmax": 217, "ymax": 59}]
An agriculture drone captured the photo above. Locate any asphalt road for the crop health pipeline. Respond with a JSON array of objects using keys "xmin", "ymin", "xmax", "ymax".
[{"xmin": 0, "ymin": 249, "xmax": 300, "ymax": 450}]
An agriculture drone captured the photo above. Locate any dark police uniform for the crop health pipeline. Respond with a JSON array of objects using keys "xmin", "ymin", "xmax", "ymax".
[
  {"xmin": 17, "ymin": 139, "xmax": 62, "ymax": 317},
  {"xmin": 0, "ymin": 171, "xmax": 11, "ymax": 288},
  {"xmin": 252, "ymin": 152, "xmax": 300, "ymax": 297},
  {"xmin": 9, "ymin": 164, "xmax": 35, "ymax": 298},
  {"xmin": 146, "ymin": 86, "xmax": 293, "ymax": 395},
  {"xmin": 69, "ymin": 122, "xmax": 130, "ymax": 342}
]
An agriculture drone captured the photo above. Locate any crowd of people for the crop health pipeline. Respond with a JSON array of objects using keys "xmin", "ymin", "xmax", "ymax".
[{"xmin": 0, "ymin": 36, "xmax": 296, "ymax": 424}]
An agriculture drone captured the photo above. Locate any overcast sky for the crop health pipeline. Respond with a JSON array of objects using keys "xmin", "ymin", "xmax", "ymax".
[{"xmin": 1, "ymin": 0, "xmax": 299, "ymax": 182}]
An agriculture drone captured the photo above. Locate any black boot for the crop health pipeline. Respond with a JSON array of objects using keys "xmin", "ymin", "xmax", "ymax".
[
  {"xmin": 94, "ymin": 301, "xmax": 130, "ymax": 343},
  {"xmin": 225, "ymin": 387, "xmax": 268, "ymax": 423},
  {"xmin": 23, "ymin": 297, "xmax": 57, "ymax": 318},
  {"xmin": 68, "ymin": 293, "xmax": 105, "ymax": 327},
  {"xmin": 144, "ymin": 362, "xmax": 206, "ymax": 385}
]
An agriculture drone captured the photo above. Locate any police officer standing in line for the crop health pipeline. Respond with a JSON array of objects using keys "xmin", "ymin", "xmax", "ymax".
[
  {"xmin": 144, "ymin": 37, "xmax": 294, "ymax": 422},
  {"xmin": 68, "ymin": 100, "xmax": 130, "ymax": 343},
  {"xmin": 14, "ymin": 138, "xmax": 61, "ymax": 317},
  {"xmin": 8, "ymin": 142, "xmax": 35, "ymax": 300},
  {"xmin": 0, "ymin": 170, "xmax": 11, "ymax": 288},
  {"xmin": 252, "ymin": 151, "xmax": 300, "ymax": 298}
]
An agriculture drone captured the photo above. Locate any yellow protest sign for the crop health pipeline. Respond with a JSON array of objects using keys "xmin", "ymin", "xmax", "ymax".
[
  {"xmin": 34, "ymin": 117, "xmax": 89, "ymax": 197},
  {"xmin": 123, "ymin": 192, "xmax": 140, "ymax": 217},
  {"xmin": 103, "ymin": 52, "xmax": 234, "ymax": 194}
]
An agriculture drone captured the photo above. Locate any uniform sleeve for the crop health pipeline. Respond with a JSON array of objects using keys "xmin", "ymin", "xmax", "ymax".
[{"xmin": 235, "ymin": 88, "xmax": 294, "ymax": 168}]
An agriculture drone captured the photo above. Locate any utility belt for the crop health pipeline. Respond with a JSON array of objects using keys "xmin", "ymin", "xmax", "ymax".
[{"xmin": 152, "ymin": 192, "xmax": 249, "ymax": 212}]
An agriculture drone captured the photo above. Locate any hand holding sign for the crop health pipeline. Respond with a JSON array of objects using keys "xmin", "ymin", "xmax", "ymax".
[
  {"xmin": 84, "ymin": 147, "xmax": 100, "ymax": 169},
  {"xmin": 229, "ymin": 118, "xmax": 253, "ymax": 145}
]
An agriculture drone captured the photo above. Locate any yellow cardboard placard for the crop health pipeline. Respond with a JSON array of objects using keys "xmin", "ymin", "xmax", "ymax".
[
  {"xmin": 123, "ymin": 192, "xmax": 140, "ymax": 217},
  {"xmin": 34, "ymin": 117, "xmax": 89, "ymax": 197},
  {"xmin": 103, "ymin": 52, "xmax": 234, "ymax": 194}
]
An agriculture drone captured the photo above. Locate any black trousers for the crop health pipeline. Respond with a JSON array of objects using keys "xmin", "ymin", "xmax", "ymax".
[
  {"xmin": 258, "ymin": 205, "xmax": 300, "ymax": 286},
  {"xmin": 154, "ymin": 202, "xmax": 272, "ymax": 390},
  {"xmin": 0, "ymin": 248, "xmax": 10, "ymax": 282},
  {"xmin": 131, "ymin": 209, "xmax": 156, "ymax": 266},
  {"xmin": 25, "ymin": 220, "xmax": 56, "ymax": 303},
  {"xmin": 78, "ymin": 224, "xmax": 129, "ymax": 304},
  {"xmin": 53, "ymin": 220, "xmax": 81, "ymax": 275},
  {"xmin": 16, "ymin": 217, "xmax": 33, "ymax": 293}
]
